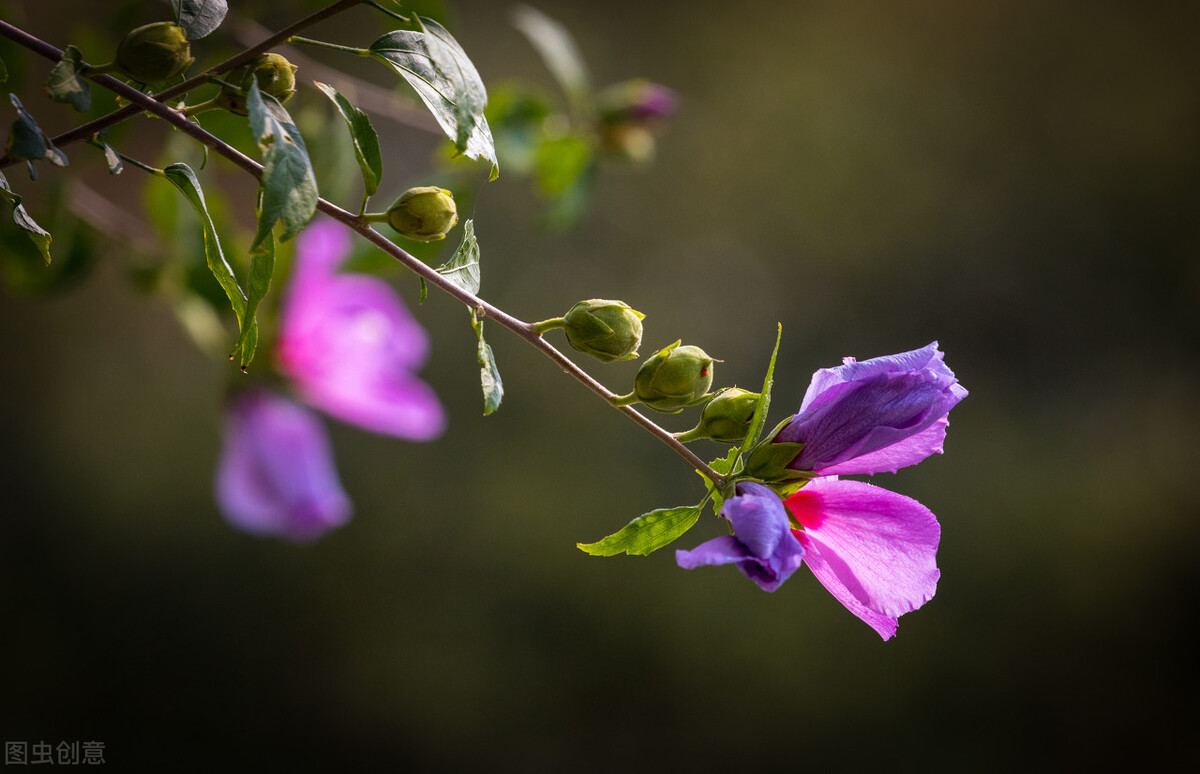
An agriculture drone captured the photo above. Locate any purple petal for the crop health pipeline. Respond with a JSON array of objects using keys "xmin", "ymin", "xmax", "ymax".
[
  {"xmin": 215, "ymin": 391, "xmax": 352, "ymax": 542},
  {"xmin": 779, "ymin": 342, "xmax": 966, "ymax": 474},
  {"xmin": 676, "ymin": 482, "xmax": 805, "ymax": 592},
  {"xmin": 785, "ymin": 478, "xmax": 940, "ymax": 640}
]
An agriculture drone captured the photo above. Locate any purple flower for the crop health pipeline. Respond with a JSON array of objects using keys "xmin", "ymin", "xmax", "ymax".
[
  {"xmin": 676, "ymin": 482, "xmax": 806, "ymax": 592},
  {"xmin": 215, "ymin": 390, "xmax": 351, "ymax": 542},
  {"xmin": 775, "ymin": 342, "xmax": 968, "ymax": 475},
  {"xmin": 277, "ymin": 218, "xmax": 445, "ymax": 440},
  {"xmin": 784, "ymin": 478, "xmax": 940, "ymax": 640}
]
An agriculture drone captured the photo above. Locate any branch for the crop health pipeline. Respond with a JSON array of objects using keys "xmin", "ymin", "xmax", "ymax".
[{"xmin": 0, "ymin": 17, "xmax": 729, "ymax": 488}]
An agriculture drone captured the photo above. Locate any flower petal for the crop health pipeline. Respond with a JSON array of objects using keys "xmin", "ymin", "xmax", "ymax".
[
  {"xmin": 676, "ymin": 482, "xmax": 805, "ymax": 592},
  {"xmin": 215, "ymin": 391, "xmax": 352, "ymax": 542},
  {"xmin": 785, "ymin": 478, "xmax": 940, "ymax": 639}
]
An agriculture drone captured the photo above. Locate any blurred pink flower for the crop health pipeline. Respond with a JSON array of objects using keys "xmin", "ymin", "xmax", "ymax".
[{"xmin": 276, "ymin": 218, "xmax": 445, "ymax": 440}]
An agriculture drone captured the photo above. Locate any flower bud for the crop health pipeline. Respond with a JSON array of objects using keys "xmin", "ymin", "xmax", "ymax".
[
  {"xmin": 691, "ymin": 387, "xmax": 761, "ymax": 443},
  {"xmin": 114, "ymin": 22, "xmax": 194, "ymax": 83},
  {"xmin": 218, "ymin": 53, "xmax": 299, "ymax": 116},
  {"xmin": 596, "ymin": 79, "xmax": 678, "ymax": 124},
  {"xmin": 386, "ymin": 187, "xmax": 458, "ymax": 242},
  {"xmin": 633, "ymin": 341, "xmax": 716, "ymax": 412},
  {"xmin": 562, "ymin": 299, "xmax": 645, "ymax": 363}
]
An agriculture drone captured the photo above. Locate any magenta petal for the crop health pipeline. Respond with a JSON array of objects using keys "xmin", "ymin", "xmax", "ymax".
[
  {"xmin": 816, "ymin": 417, "xmax": 950, "ymax": 476},
  {"xmin": 215, "ymin": 391, "xmax": 352, "ymax": 542},
  {"xmin": 785, "ymin": 478, "xmax": 940, "ymax": 639}
]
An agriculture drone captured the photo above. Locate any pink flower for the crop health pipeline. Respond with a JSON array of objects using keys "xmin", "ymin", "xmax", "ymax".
[
  {"xmin": 215, "ymin": 390, "xmax": 351, "ymax": 542},
  {"xmin": 276, "ymin": 218, "xmax": 445, "ymax": 440}
]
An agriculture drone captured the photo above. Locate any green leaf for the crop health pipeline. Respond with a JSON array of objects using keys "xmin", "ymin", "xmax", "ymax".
[
  {"xmin": 510, "ymin": 5, "xmax": 591, "ymax": 114},
  {"xmin": 577, "ymin": 506, "xmax": 702, "ymax": 557},
  {"xmin": 535, "ymin": 134, "xmax": 591, "ymax": 196},
  {"xmin": 367, "ymin": 22, "xmax": 499, "ymax": 176},
  {"xmin": 160, "ymin": 162, "xmax": 256, "ymax": 362},
  {"xmin": 171, "ymin": 0, "xmax": 228, "ymax": 40},
  {"xmin": 436, "ymin": 219, "xmax": 479, "ymax": 295},
  {"xmin": 471, "ymin": 311, "xmax": 503, "ymax": 415},
  {"xmin": 0, "ymin": 169, "xmax": 52, "ymax": 264},
  {"xmin": 699, "ymin": 447, "xmax": 740, "ymax": 516},
  {"xmin": 313, "ymin": 81, "xmax": 382, "ymax": 198},
  {"xmin": 246, "ymin": 81, "xmax": 318, "ymax": 249},
  {"xmin": 740, "ymin": 323, "xmax": 783, "ymax": 456},
  {"xmin": 7, "ymin": 94, "xmax": 67, "ymax": 167},
  {"xmin": 236, "ymin": 227, "xmax": 274, "ymax": 369},
  {"xmin": 45, "ymin": 46, "xmax": 90, "ymax": 112}
]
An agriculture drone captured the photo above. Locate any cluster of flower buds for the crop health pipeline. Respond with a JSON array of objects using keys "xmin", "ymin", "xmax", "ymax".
[
  {"xmin": 537, "ymin": 299, "xmax": 768, "ymax": 444},
  {"xmin": 594, "ymin": 79, "xmax": 678, "ymax": 163}
]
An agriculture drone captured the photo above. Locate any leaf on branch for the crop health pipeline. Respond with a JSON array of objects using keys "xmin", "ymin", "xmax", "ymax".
[
  {"xmin": 246, "ymin": 81, "xmax": 318, "ymax": 250},
  {"xmin": 236, "ymin": 227, "xmax": 274, "ymax": 370},
  {"xmin": 160, "ymin": 162, "xmax": 258, "ymax": 366},
  {"xmin": 697, "ymin": 447, "xmax": 740, "ymax": 516},
  {"xmin": 6, "ymin": 94, "xmax": 68, "ymax": 169},
  {"xmin": 740, "ymin": 323, "xmax": 783, "ymax": 456},
  {"xmin": 0, "ymin": 169, "xmax": 52, "ymax": 264},
  {"xmin": 436, "ymin": 219, "xmax": 479, "ymax": 295},
  {"xmin": 510, "ymin": 5, "xmax": 591, "ymax": 113},
  {"xmin": 171, "ymin": 0, "xmax": 229, "ymax": 40},
  {"xmin": 471, "ymin": 310, "xmax": 503, "ymax": 415},
  {"xmin": 45, "ymin": 46, "xmax": 90, "ymax": 112},
  {"xmin": 367, "ymin": 21, "xmax": 499, "ymax": 178},
  {"xmin": 313, "ymin": 81, "xmax": 382, "ymax": 198},
  {"xmin": 94, "ymin": 137, "xmax": 123, "ymax": 174},
  {"xmin": 577, "ymin": 506, "xmax": 702, "ymax": 557}
]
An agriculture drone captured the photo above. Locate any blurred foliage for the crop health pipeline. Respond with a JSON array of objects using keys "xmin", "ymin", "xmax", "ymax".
[{"xmin": 2, "ymin": 0, "xmax": 1199, "ymax": 770}]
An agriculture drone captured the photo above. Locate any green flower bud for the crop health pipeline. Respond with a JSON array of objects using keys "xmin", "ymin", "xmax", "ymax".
[
  {"xmin": 114, "ymin": 22, "xmax": 194, "ymax": 83},
  {"xmin": 633, "ymin": 340, "xmax": 716, "ymax": 412},
  {"xmin": 562, "ymin": 299, "xmax": 645, "ymax": 363},
  {"xmin": 386, "ymin": 187, "xmax": 458, "ymax": 242},
  {"xmin": 218, "ymin": 53, "xmax": 299, "ymax": 116},
  {"xmin": 686, "ymin": 387, "xmax": 761, "ymax": 443}
]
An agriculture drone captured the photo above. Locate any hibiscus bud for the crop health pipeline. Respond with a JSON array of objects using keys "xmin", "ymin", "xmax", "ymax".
[
  {"xmin": 386, "ymin": 187, "xmax": 458, "ymax": 242},
  {"xmin": 114, "ymin": 22, "xmax": 194, "ymax": 83},
  {"xmin": 633, "ymin": 340, "xmax": 716, "ymax": 412},
  {"xmin": 218, "ymin": 53, "xmax": 299, "ymax": 115},
  {"xmin": 680, "ymin": 387, "xmax": 761, "ymax": 443},
  {"xmin": 596, "ymin": 79, "xmax": 678, "ymax": 124},
  {"xmin": 562, "ymin": 299, "xmax": 645, "ymax": 363}
]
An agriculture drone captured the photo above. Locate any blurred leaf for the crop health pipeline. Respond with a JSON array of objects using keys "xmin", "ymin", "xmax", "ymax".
[
  {"xmin": 436, "ymin": 218, "xmax": 479, "ymax": 295},
  {"xmin": 471, "ymin": 310, "xmax": 503, "ymax": 415},
  {"xmin": 45, "ymin": 45, "xmax": 89, "ymax": 112},
  {"xmin": 0, "ymin": 169, "xmax": 52, "ymax": 264},
  {"xmin": 171, "ymin": 0, "xmax": 228, "ymax": 40},
  {"xmin": 510, "ymin": 5, "xmax": 591, "ymax": 114},
  {"xmin": 535, "ymin": 134, "xmax": 591, "ymax": 195},
  {"xmin": 247, "ymin": 81, "xmax": 318, "ymax": 249},
  {"xmin": 0, "ymin": 207, "xmax": 94, "ymax": 295},
  {"xmin": 0, "ymin": 55, "xmax": 7, "ymax": 83},
  {"xmin": 740, "ymin": 324, "xmax": 783, "ymax": 456},
  {"xmin": 160, "ymin": 162, "xmax": 256, "ymax": 361},
  {"xmin": 313, "ymin": 81, "xmax": 382, "ymax": 198},
  {"xmin": 6, "ymin": 94, "xmax": 67, "ymax": 168},
  {"xmin": 577, "ymin": 506, "xmax": 702, "ymax": 557},
  {"xmin": 89, "ymin": 137, "xmax": 123, "ymax": 174},
  {"xmin": 368, "ymin": 23, "xmax": 499, "ymax": 177},
  {"xmin": 486, "ymin": 85, "xmax": 553, "ymax": 173}
]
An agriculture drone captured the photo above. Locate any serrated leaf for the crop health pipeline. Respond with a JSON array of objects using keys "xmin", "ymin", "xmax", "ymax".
[
  {"xmin": 171, "ymin": 0, "xmax": 228, "ymax": 40},
  {"xmin": 510, "ymin": 5, "xmax": 591, "ymax": 114},
  {"xmin": 7, "ymin": 94, "xmax": 67, "ymax": 167},
  {"xmin": 740, "ymin": 323, "xmax": 783, "ymax": 456},
  {"xmin": 471, "ymin": 311, "xmax": 503, "ymax": 415},
  {"xmin": 367, "ymin": 23, "xmax": 498, "ymax": 176},
  {"xmin": 577, "ymin": 506, "xmax": 702, "ymax": 557},
  {"xmin": 247, "ymin": 81, "xmax": 318, "ymax": 249},
  {"xmin": 161, "ymin": 162, "xmax": 257, "ymax": 362},
  {"xmin": 436, "ymin": 219, "xmax": 479, "ymax": 295},
  {"xmin": 313, "ymin": 81, "xmax": 382, "ymax": 198},
  {"xmin": 0, "ymin": 169, "xmax": 52, "ymax": 264},
  {"xmin": 45, "ymin": 46, "xmax": 89, "ymax": 112}
]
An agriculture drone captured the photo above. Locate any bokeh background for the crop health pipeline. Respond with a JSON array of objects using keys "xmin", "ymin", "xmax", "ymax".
[{"xmin": 3, "ymin": 0, "xmax": 1198, "ymax": 769}]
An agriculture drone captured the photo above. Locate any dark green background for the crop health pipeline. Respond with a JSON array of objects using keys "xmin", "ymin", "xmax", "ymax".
[{"xmin": 2, "ymin": 0, "xmax": 1197, "ymax": 769}]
